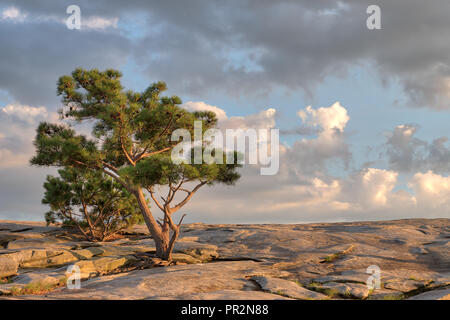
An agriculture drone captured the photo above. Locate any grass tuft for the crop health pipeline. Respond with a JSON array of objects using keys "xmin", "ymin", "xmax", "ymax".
[
  {"xmin": 320, "ymin": 245, "xmax": 354, "ymax": 263},
  {"xmin": 0, "ymin": 277, "xmax": 13, "ymax": 285},
  {"xmin": 9, "ymin": 277, "xmax": 67, "ymax": 296},
  {"xmin": 382, "ymin": 294, "xmax": 405, "ymax": 300}
]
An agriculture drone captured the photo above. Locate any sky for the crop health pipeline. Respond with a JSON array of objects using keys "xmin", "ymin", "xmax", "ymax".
[{"xmin": 1, "ymin": 0, "xmax": 450, "ymax": 223}]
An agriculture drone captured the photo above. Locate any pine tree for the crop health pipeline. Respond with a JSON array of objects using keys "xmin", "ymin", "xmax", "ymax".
[
  {"xmin": 31, "ymin": 68, "xmax": 240, "ymax": 260},
  {"xmin": 43, "ymin": 167, "xmax": 143, "ymax": 242}
]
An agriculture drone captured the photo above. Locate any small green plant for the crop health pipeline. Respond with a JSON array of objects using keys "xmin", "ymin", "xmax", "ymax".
[
  {"xmin": 382, "ymin": 294, "xmax": 404, "ymax": 300},
  {"xmin": 0, "ymin": 277, "xmax": 13, "ymax": 284},
  {"xmin": 322, "ymin": 288, "xmax": 340, "ymax": 298},
  {"xmin": 323, "ymin": 253, "xmax": 340, "ymax": 262},
  {"xmin": 307, "ymin": 281, "xmax": 322, "ymax": 290},
  {"xmin": 306, "ymin": 282, "xmax": 342, "ymax": 298},
  {"xmin": 320, "ymin": 245, "xmax": 354, "ymax": 263},
  {"xmin": 276, "ymin": 290, "xmax": 285, "ymax": 296},
  {"xmin": 342, "ymin": 289, "xmax": 354, "ymax": 298},
  {"xmin": 43, "ymin": 167, "xmax": 143, "ymax": 241},
  {"xmin": 9, "ymin": 278, "xmax": 67, "ymax": 296}
]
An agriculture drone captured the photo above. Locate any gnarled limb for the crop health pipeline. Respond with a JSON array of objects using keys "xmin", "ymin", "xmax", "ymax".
[
  {"xmin": 165, "ymin": 212, "xmax": 187, "ymax": 260},
  {"xmin": 171, "ymin": 181, "xmax": 207, "ymax": 213},
  {"xmin": 147, "ymin": 187, "xmax": 165, "ymax": 211}
]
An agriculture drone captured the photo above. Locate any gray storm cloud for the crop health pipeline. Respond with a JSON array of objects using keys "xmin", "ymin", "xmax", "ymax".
[
  {"xmin": 1, "ymin": 0, "xmax": 450, "ymax": 108},
  {"xmin": 384, "ymin": 124, "xmax": 450, "ymax": 174}
]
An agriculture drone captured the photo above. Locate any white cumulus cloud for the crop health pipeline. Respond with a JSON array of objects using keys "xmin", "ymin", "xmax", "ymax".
[
  {"xmin": 1, "ymin": 104, "xmax": 51, "ymax": 123},
  {"xmin": 1, "ymin": 7, "xmax": 27, "ymax": 22},
  {"xmin": 83, "ymin": 16, "xmax": 119, "ymax": 30},
  {"xmin": 409, "ymin": 171, "xmax": 450, "ymax": 208},
  {"xmin": 297, "ymin": 102, "xmax": 349, "ymax": 133},
  {"xmin": 284, "ymin": 102, "xmax": 352, "ymax": 177},
  {"xmin": 181, "ymin": 101, "xmax": 228, "ymax": 121}
]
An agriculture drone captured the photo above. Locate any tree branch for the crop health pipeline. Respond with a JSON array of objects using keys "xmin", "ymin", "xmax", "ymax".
[
  {"xmin": 120, "ymin": 135, "xmax": 136, "ymax": 166},
  {"xmin": 102, "ymin": 167, "xmax": 135, "ymax": 194},
  {"xmin": 134, "ymin": 146, "xmax": 173, "ymax": 162},
  {"xmin": 147, "ymin": 187, "xmax": 165, "ymax": 211},
  {"xmin": 134, "ymin": 110, "xmax": 176, "ymax": 163},
  {"xmin": 177, "ymin": 214, "xmax": 187, "ymax": 227},
  {"xmin": 101, "ymin": 161, "xmax": 119, "ymax": 175},
  {"xmin": 171, "ymin": 181, "xmax": 207, "ymax": 213}
]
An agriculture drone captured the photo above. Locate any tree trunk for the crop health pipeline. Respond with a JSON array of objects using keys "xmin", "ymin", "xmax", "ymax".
[
  {"xmin": 156, "ymin": 234, "xmax": 172, "ymax": 260},
  {"xmin": 134, "ymin": 188, "xmax": 173, "ymax": 260},
  {"xmin": 166, "ymin": 226, "xmax": 180, "ymax": 261}
]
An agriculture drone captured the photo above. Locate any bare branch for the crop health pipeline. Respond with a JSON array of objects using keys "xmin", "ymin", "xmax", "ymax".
[
  {"xmin": 171, "ymin": 181, "xmax": 207, "ymax": 213},
  {"xmin": 167, "ymin": 178, "xmax": 186, "ymax": 203},
  {"xmin": 147, "ymin": 187, "xmax": 165, "ymax": 211},
  {"xmin": 165, "ymin": 212, "xmax": 177, "ymax": 231},
  {"xmin": 177, "ymin": 214, "xmax": 187, "ymax": 227},
  {"xmin": 166, "ymin": 182, "xmax": 174, "ymax": 204}
]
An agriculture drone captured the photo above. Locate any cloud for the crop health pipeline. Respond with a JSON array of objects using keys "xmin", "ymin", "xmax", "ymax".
[
  {"xmin": 2, "ymin": 1, "xmax": 450, "ymax": 108},
  {"xmin": 297, "ymin": 102, "xmax": 349, "ymax": 133},
  {"xmin": 173, "ymin": 102, "xmax": 448, "ymax": 223},
  {"xmin": 1, "ymin": 5, "xmax": 118, "ymax": 30},
  {"xmin": 0, "ymin": 103, "xmax": 59, "ymax": 168},
  {"xmin": 409, "ymin": 171, "xmax": 450, "ymax": 208},
  {"xmin": 385, "ymin": 124, "xmax": 424, "ymax": 172},
  {"xmin": 180, "ymin": 101, "xmax": 277, "ymax": 141},
  {"xmin": 219, "ymin": 108, "xmax": 277, "ymax": 131},
  {"xmin": 0, "ymin": 103, "xmax": 60, "ymax": 221},
  {"xmin": 384, "ymin": 124, "xmax": 450, "ymax": 174},
  {"xmin": 157, "ymin": 102, "xmax": 450, "ymax": 219},
  {"xmin": 341, "ymin": 168, "xmax": 400, "ymax": 207},
  {"xmin": 246, "ymin": 176, "xmax": 348, "ymax": 214},
  {"xmin": 82, "ymin": 16, "xmax": 118, "ymax": 30},
  {"xmin": 176, "ymin": 102, "xmax": 385, "ymax": 222},
  {"xmin": 183, "ymin": 162, "xmax": 433, "ymax": 224},
  {"xmin": 126, "ymin": 0, "xmax": 450, "ymax": 109},
  {"xmin": 180, "ymin": 101, "xmax": 277, "ymax": 171},
  {"xmin": 0, "ymin": 100, "xmax": 447, "ymax": 223},
  {"xmin": 283, "ymin": 102, "xmax": 352, "ymax": 177},
  {"xmin": 181, "ymin": 101, "xmax": 228, "ymax": 122},
  {"xmin": 0, "ymin": 5, "xmax": 130, "ymax": 107},
  {"xmin": 1, "ymin": 7, "xmax": 27, "ymax": 22},
  {"xmin": 180, "ymin": 100, "xmax": 277, "ymax": 141},
  {"xmin": 1, "ymin": 104, "xmax": 54, "ymax": 124},
  {"xmin": 0, "ymin": 166, "xmax": 55, "ymax": 221}
]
